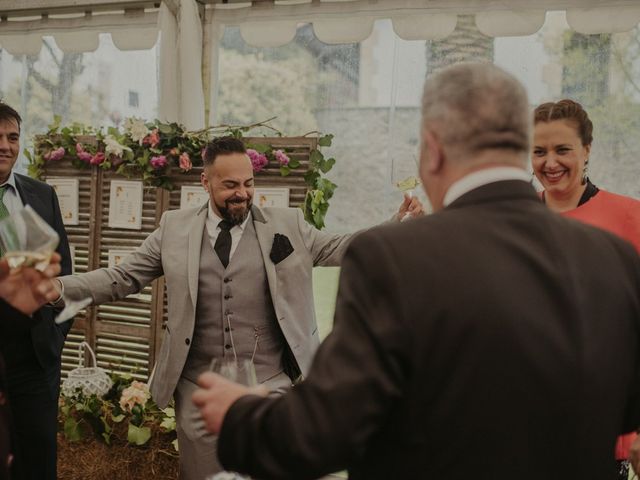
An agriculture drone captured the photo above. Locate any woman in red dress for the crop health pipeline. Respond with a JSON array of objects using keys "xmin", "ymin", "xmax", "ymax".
[{"xmin": 533, "ymin": 99, "xmax": 640, "ymax": 479}]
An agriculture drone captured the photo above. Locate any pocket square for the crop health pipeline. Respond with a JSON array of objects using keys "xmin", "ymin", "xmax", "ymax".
[{"xmin": 270, "ymin": 233, "xmax": 294, "ymax": 264}]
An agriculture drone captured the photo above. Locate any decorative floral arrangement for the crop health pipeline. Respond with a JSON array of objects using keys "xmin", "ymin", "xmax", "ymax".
[
  {"xmin": 26, "ymin": 117, "xmax": 337, "ymax": 229},
  {"xmin": 59, "ymin": 371, "xmax": 177, "ymax": 450}
]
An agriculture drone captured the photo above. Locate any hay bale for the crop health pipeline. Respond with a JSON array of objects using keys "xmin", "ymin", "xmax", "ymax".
[{"xmin": 57, "ymin": 423, "xmax": 178, "ymax": 480}]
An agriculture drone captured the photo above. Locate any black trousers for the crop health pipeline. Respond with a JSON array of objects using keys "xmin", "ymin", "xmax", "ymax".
[{"xmin": 6, "ymin": 359, "xmax": 59, "ymax": 480}]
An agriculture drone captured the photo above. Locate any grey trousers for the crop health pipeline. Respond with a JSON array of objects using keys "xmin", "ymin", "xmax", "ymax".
[{"xmin": 174, "ymin": 371, "xmax": 292, "ymax": 480}]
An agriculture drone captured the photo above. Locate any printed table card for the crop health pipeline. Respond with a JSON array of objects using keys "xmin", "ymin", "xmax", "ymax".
[{"xmin": 108, "ymin": 180, "xmax": 143, "ymax": 230}]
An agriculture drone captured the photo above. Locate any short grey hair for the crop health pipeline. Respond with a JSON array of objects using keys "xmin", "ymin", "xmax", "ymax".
[{"xmin": 421, "ymin": 63, "xmax": 530, "ymax": 162}]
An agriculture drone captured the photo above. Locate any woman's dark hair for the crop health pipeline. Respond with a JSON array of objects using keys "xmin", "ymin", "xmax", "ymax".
[
  {"xmin": 534, "ymin": 99, "xmax": 593, "ymax": 146},
  {"xmin": 203, "ymin": 137, "xmax": 246, "ymax": 166}
]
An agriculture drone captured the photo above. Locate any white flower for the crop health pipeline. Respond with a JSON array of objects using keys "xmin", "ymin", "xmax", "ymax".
[
  {"xmin": 119, "ymin": 380, "xmax": 151, "ymax": 412},
  {"xmin": 124, "ymin": 117, "xmax": 150, "ymax": 144},
  {"xmin": 104, "ymin": 134, "xmax": 132, "ymax": 158}
]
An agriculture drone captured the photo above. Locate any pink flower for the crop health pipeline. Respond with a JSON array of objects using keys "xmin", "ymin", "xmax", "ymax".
[
  {"xmin": 150, "ymin": 155, "xmax": 168, "ymax": 170},
  {"xmin": 143, "ymin": 129, "xmax": 160, "ymax": 148},
  {"xmin": 44, "ymin": 146, "xmax": 65, "ymax": 162},
  {"xmin": 179, "ymin": 152, "xmax": 192, "ymax": 172},
  {"xmin": 247, "ymin": 148, "xmax": 268, "ymax": 172},
  {"xmin": 274, "ymin": 149, "xmax": 290, "ymax": 166},
  {"xmin": 90, "ymin": 152, "xmax": 105, "ymax": 165},
  {"xmin": 169, "ymin": 147, "xmax": 179, "ymax": 156},
  {"xmin": 75, "ymin": 144, "xmax": 93, "ymax": 163}
]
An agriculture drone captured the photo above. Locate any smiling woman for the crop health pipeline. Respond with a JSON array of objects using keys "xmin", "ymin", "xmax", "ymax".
[{"xmin": 532, "ymin": 98, "xmax": 640, "ymax": 479}]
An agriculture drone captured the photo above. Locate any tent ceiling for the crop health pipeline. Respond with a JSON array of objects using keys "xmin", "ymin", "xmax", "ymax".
[
  {"xmin": 2, "ymin": 0, "xmax": 640, "ymax": 54},
  {"xmin": 0, "ymin": 0, "xmax": 160, "ymax": 17}
]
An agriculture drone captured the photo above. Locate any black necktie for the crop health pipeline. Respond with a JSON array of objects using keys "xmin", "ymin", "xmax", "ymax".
[{"xmin": 214, "ymin": 220, "xmax": 233, "ymax": 268}]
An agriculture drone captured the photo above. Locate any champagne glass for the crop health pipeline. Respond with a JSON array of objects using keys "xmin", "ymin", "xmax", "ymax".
[
  {"xmin": 199, "ymin": 359, "xmax": 257, "ymax": 480},
  {"xmin": 391, "ymin": 155, "xmax": 421, "ymax": 221},
  {"xmin": 0, "ymin": 205, "xmax": 92, "ymax": 323},
  {"xmin": 208, "ymin": 358, "xmax": 257, "ymax": 387}
]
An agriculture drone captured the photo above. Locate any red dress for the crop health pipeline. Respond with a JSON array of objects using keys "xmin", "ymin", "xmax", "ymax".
[{"xmin": 559, "ymin": 189, "xmax": 640, "ymax": 459}]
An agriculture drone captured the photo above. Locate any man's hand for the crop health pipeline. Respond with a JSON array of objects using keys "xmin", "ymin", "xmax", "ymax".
[
  {"xmin": 0, "ymin": 252, "xmax": 62, "ymax": 315},
  {"xmin": 192, "ymin": 372, "xmax": 268, "ymax": 435},
  {"xmin": 630, "ymin": 435, "xmax": 640, "ymax": 477},
  {"xmin": 395, "ymin": 193, "xmax": 424, "ymax": 221}
]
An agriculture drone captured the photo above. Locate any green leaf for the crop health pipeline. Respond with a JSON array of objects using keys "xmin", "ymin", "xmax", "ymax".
[
  {"xmin": 279, "ymin": 165, "xmax": 291, "ymax": 176},
  {"xmin": 172, "ymin": 438, "xmax": 179, "ymax": 452},
  {"xmin": 111, "ymin": 413, "xmax": 125, "ymax": 423},
  {"xmin": 64, "ymin": 417, "xmax": 83, "ymax": 442},
  {"xmin": 318, "ymin": 134, "xmax": 334, "ymax": 147},
  {"xmin": 158, "ymin": 123, "xmax": 172, "ymax": 134},
  {"xmin": 127, "ymin": 423, "xmax": 152, "ymax": 446},
  {"xmin": 319, "ymin": 157, "xmax": 336, "ymax": 174},
  {"xmin": 160, "ymin": 416, "xmax": 176, "ymax": 432},
  {"xmin": 309, "ymin": 150, "xmax": 323, "ymax": 167},
  {"xmin": 249, "ymin": 144, "xmax": 270, "ymax": 154},
  {"xmin": 288, "ymin": 158, "xmax": 300, "ymax": 169},
  {"xmin": 48, "ymin": 115, "xmax": 62, "ymax": 132}
]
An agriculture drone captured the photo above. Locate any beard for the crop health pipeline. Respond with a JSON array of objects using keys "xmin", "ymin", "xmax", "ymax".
[{"xmin": 216, "ymin": 195, "xmax": 252, "ymax": 225}]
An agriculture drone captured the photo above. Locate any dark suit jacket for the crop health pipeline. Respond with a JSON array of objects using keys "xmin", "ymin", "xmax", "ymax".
[
  {"xmin": 0, "ymin": 173, "xmax": 72, "ymax": 371},
  {"xmin": 217, "ymin": 180, "xmax": 640, "ymax": 480},
  {"xmin": 0, "ymin": 302, "xmax": 32, "ymax": 480}
]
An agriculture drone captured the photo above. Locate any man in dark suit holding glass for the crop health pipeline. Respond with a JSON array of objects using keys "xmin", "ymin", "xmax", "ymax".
[
  {"xmin": 193, "ymin": 63, "xmax": 640, "ymax": 480},
  {"xmin": 0, "ymin": 103, "xmax": 72, "ymax": 480}
]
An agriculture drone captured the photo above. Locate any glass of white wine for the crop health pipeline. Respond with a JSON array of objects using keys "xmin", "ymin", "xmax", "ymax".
[
  {"xmin": 0, "ymin": 205, "xmax": 92, "ymax": 323},
  {"xmin": 391, "ymin": 155, "xmax": 421, "ymax": 221}
]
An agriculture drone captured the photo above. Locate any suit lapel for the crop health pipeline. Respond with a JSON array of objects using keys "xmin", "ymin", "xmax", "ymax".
[
  {"xmin": 187, "ymin": 204, "xmax": 208, "ymax": 308},
  {"xmin": 14, "ymin": 174, "xmax": 45, "ymax": 218},
  {"xmin": 251, "ymin": 206, "xmax": 278, "ymax": 306}
]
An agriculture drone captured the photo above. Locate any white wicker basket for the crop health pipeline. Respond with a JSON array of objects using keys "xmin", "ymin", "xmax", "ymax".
[{"xmin": 61, "ymin": 341, "xmax": 113, "ymax": 397}]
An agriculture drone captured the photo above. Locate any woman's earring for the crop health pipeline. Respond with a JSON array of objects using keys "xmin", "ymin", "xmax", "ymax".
[{"xmin": 582, "ymin": 159, "xmax": 589, "ymax": 185}]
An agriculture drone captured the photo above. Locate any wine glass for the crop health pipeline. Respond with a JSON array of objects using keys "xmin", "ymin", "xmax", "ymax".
[
  {"xmin": 391, "ymin": 155, "xmax": 421, "ymax": 221},
  {"xmin": 195, "ymin": 359, "xmax": 257, "ymax": 480},
  {"xmin": 0, "ymin": 205, "xmax": 92, "ymax": 323}
]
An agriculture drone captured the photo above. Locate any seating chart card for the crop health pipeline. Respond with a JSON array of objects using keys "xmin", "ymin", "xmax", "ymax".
[
  {"xmin": 108, "ymin": 180, "xmax": 143, "ymax": 230},
  {"xmin": 180, "ymin": 185, "xmax": 209, "ymax": 209},
  {"xmin": 254, "ymin": 187, "xmax": 290, "ymax": 208},
  {"xmin": 46, "ymin": 177, "xmax": 79, "ymax": 225}
]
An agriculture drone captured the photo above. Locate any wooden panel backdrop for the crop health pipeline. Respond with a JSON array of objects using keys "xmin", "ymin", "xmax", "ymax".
[{"xmin": 39, "ymin": 137, "xmax": 318, "ymax": 381}]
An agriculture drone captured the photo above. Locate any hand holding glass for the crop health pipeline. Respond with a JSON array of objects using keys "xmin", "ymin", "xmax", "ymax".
[{"xmin": 0, "ymin": 205, "xmax": 91, "ymax": 323}]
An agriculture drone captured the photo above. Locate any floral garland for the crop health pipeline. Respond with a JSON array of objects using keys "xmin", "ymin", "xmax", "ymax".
[
  {"xmin": 27, "ymin": 117, "xmax": 337, "ymax": 229},
  {"xmin": 60, "ymin": 372, "xmax": 177, "ymax": 449}
]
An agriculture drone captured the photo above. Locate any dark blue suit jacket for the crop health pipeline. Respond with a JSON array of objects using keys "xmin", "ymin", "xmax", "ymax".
[{"xmin": 4, "ymin": 173, "xmax": 72, "ymax": 369}]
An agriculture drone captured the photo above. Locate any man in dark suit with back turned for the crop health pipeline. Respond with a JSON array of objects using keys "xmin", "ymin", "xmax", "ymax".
[
  {"xmin": 0, "ymin": 103, "xmax": 72, "ymax": 480},
  {"xmin": 192, "ymin": 63, "xmax": 640, "ymax": 480}
]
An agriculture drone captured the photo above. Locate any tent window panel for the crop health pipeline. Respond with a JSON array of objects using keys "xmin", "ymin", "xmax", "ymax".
[
  {"xmin": 0, "ymin": 33, "xmax": 159, "ymax": 172},
  {"xmin": 214, "ymin": 15, "xmax": 640, "ymax": 333}
]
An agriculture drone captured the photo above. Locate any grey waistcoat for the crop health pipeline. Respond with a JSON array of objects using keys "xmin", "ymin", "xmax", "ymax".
[{"xmin": 181, "ymin": 219, "xmax": 286, "ymax": 384}]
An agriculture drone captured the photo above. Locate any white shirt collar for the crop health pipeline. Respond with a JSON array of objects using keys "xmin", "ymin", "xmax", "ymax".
[
  {"xmin": 207, "ymin": 201, "xmax": 251, "ymax": 231},
  {"xmin": 443, "ymin": 167, "xmax": 531, "ymax": 207},
  {"xmin": 0, "ymin": 171, "xmax": 17, "ymax": 191}
]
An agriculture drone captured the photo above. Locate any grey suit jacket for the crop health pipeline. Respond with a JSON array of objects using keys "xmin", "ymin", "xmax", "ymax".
[{"xmin": 62, "ymin": 204, "xmax": 352, "ymax": 407}]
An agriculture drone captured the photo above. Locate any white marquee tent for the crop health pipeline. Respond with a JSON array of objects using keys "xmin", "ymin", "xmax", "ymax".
[{"xmin": 2, "ymin": 0, "xmax": 640, "ymax": 129}]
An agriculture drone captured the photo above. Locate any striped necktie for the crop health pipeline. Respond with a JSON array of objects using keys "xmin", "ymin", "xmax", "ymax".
[{"xmin": 0, "ymin": 186, "xmax": 9, "ymax": 256}]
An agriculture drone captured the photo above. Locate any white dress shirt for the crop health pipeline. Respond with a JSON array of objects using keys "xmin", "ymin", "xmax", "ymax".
[
  {"xmin": 443, "ymin": 167, "xmax": 531, "ymax": 207},
  {"xmin": 205, "ymin": 202, "xmax": 251, "ymax": 261},
  {"xmin": 0, "ymin": 171, "xmax": 24, "ymax": 214}
]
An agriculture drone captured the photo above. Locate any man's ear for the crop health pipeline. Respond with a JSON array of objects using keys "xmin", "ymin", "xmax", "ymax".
[
  {"xmin": 423, "ymin": 128, "xmax": 445, "ymax": 174},
  {"xmin": 201, "ymin": 170, "xmax": 209, "ymax": 191}
]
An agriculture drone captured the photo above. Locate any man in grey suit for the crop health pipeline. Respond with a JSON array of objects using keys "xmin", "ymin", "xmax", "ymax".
[
  {"xmin": 56, "ymin": 136, "xmax": 422, "ymax": 479},
  {"xmin": 193, "ymin": 63, "xmax": 640, "ymax": 480}
]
